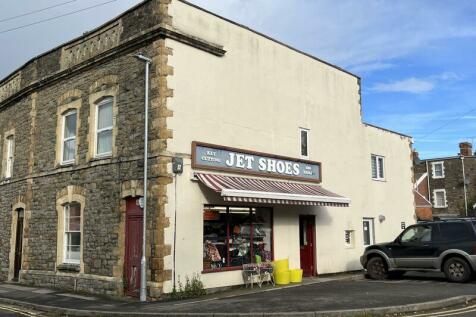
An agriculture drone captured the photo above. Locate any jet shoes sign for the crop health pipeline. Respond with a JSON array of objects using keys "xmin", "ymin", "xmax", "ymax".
[{"xmin": 192, "ymin": 142, "xmax": 321, "ymax": 182}]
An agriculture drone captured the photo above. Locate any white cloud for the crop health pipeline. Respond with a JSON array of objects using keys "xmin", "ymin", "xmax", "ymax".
[
  {"xmin": 371, "ymin": 78, "xmax": 434, "ymax": 94},
  {"xmin": 349, "ymin": 62, "xmax": 395, "ymax": 74},
  {"xmin": 431, "ymin": 72, "xmax": 460, "ymax": 81},
  {"xmin": 188, "ymin": 0, "xmax": 476, "ymax": 70},
  {"xmin": 365, "ymin": 111, "xmax": 448, "ymax": 136},
  {"xmin": 369, "ymin": 71, "xmax": 461, "ymax": 94}
]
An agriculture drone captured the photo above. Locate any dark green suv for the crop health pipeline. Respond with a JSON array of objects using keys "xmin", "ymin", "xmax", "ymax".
[{"xmin": 360, "ymin": 219, "xmax": 476, "ymax": 283}]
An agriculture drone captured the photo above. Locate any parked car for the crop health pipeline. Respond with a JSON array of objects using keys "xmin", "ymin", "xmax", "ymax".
[{"xmin": 360, "ymin": 219, "xmax": 476, "ymax": 283}]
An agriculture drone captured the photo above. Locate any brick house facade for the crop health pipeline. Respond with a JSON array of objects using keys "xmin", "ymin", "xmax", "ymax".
[{"xmin": 414, "ymin": 142, "xmax": 476, "ymax": 219}]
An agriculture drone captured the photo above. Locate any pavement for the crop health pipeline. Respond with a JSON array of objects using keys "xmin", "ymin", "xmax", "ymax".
[{"xmin": 1, "ymin": 272, "xmax": 476, "ymax": 316}]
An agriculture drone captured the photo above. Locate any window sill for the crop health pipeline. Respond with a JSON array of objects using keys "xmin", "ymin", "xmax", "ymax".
[
  {"xmin": 372, "ymin": 178, "xmax": 386, "ymax": 182},
  {"xmin": 59, "ymin": 161, "xmax": 75, "ymax": 167},
  {"xmin": 57, "ymin": 263, "xmax": 80, "ymax": 273},
  {"xmin": 432, "ymin": 176, "xmax": 445, "ymax": 179},
  {"xmin": 202, "ymin": 266, "xmax": 244, "ymax": 274},
  {"xmin": 94, "ymin": 153, "xmax": 112, "ymax": 159},
  {"xmin": 434, "ymin": 206, "xmax": 448, "ymax": 209},
  {"xmin": 90, "ymin": 155, "xmax": 113, "ymax": 163}
]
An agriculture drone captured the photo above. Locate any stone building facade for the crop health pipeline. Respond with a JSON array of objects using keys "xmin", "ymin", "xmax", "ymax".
[
  {"xmin": 1, "ymin": 0, "xmax": 416, "ymax": 298},
  {"xmin": 0, "ymin": 0, "xmax": 204, "ymax": 298},
  {"xmin": 414, "ymin": 142, "xmax": 476, "ymax": 219}
]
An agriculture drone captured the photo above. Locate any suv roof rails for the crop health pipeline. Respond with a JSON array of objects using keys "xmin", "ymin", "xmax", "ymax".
[{"xmin": 431, "ymin": 217, "xmax": 476, "ymax": 222}]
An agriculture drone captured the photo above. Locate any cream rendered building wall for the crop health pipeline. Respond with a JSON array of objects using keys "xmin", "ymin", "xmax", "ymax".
[{"xmin": 161, "ymin": 1, "xmax": 415, "ymax": 292}]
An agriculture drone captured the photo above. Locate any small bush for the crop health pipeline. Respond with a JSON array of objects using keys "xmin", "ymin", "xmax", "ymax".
[{"xmin": 171, "ymin": 273, "xmax": 206, "ymax": 300}]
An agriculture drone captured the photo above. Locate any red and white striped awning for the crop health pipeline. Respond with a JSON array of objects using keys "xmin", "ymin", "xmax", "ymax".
[{"xmin": 195, "ymin": 173, "xmax": 350, "ymax": 207}]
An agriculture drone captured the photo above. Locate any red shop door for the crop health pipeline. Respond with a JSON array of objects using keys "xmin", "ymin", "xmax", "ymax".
[
  {"xmin": 124, "ymin": 197, "xmax": 143, "ymax": 297},
  {"xmin": 299, "ymin": 215, "xmax": 316, "ymax": 277}
]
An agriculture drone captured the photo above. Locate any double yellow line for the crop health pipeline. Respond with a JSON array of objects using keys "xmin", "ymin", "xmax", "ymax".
[
  {"xmin": 0, "ymin": 304, "xmax": 39, "ymax": 317},
  {"xmin": 408, "ymin": 303, "xmax": 476, "ymax": 317}
]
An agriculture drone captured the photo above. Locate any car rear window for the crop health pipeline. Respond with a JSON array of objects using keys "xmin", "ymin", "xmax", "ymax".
[{"xmin": 439, "ymin": 223, "xmax": 474, "ymax": 241}]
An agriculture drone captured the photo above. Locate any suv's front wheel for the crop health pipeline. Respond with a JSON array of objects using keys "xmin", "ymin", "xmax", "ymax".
[
  {"xmin": 443, "ymin": 257, "xmax": 472, "ymax": 283},
  {"xmin": 366, "ymin": 257, "xmax": 388, "ymax": 280}
]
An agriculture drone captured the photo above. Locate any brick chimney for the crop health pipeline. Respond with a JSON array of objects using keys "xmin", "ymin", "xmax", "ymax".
[{"xmin": 459, "ymin": 142, "xmax": 472, "ymax": 157}]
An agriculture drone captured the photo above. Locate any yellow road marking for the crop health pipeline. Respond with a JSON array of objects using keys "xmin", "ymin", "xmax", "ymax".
[
  {"xmin": 0, "ymin": 304, "xmax": 37, "ymax": 316},
  {"xmin": 408, "ymin": 303, "xmax": 476, "ymax": 317}
]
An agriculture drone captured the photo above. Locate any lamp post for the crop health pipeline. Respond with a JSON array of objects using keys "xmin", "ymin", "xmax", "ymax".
[{"xmin": 134, "ymin": 53, "xmax": 152, "ymax": 302}]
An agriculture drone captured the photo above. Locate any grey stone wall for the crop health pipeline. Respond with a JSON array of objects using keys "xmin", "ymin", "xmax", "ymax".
[
  {"xmin": 21, "ymin": 270, "xmax": 118, "ymax": 297},
  {"xmin": 0, "ymin": 41, "xmax": 161, "ymax": 296}
]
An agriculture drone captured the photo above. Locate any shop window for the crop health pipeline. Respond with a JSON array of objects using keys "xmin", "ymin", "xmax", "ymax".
[
  {"xmin": 371, "ymin": 154, "xmax": 385, "ymax": 181},
  {"xmin": 61, "ymin": 110, "xmax": 77, "ymax": 164},
  {"xmin": 363, "ymin": 218, "xmax": 374, "ymax": 246},
  {"xmin": 203, "ymin": 206, "xmax": 272, "ymax": 271},
  {"xmin": 300, "ymin": 128, "xmax": 309, "ymax": 158},
  {"xmin": 431, "ymin": 161, "xmax": 445, "ymax": 179},
  {"xmin": 64, "ymin": 203, "xmax": 81, "ymax": 264}
]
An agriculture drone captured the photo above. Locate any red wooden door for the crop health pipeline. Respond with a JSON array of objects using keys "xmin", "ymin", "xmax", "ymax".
[
  {"xmin": 13, "ymin": 209, "xmax": 24, "ymax": 281},
  {"xmin": 124, "ymin": 198, "xmax": 143, "ymax": 297},
  {"xmin": 299, "ymin": 215, "xmax": 316, "ymax": 277}
]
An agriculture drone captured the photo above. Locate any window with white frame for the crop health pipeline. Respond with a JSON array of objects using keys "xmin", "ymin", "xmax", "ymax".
[
  {"xmin": 371, "ymin": 154, "xmax": 385, "ymax": 180},
  {"xmin": 433, "ymin": 189, "xmax": 447, "ymax": 208},
  {"xmin": 300, "ymin": 128, "xmax": 309, "ymax": 158},
  {"xmin": 95, "ymin": 97, "xmax": 113, "ymax": 157},
  {"xmin": 64, "ymin": 203, "xmax": 81, "ymax": 263},
  {"xmin": 363, "ymin": 218, "xmax": 375, "ymax": 246},
  {"xmin": 4, "ymin": 135, "xmax": 14, "ymax": 178},
  {"xmin": 431, "ymin": 161, "xmax": 445, "ymax": 179},
  {"xmin": 345, "ymin": 230, "xmax": 355, "ymax": 248},
  {"xmin": 61, "ymin": 110, "xmax": 77, "ymax": 164}
]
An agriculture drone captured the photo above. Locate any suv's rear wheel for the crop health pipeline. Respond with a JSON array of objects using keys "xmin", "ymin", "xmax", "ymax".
[
  {"xmin": 366, "ymin": 257, "xmax": 388, "ymax": 280},
  {"xmin": 443, "ymin": 257, "xmax": 472, "ymax": 283}
]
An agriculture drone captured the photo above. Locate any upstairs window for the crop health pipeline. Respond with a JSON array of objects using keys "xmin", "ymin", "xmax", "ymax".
[
  {"xmin": 64, "ymin": 203, "xmax": 81, "ymax": 264},
  {"xmin": 431, "ymin": 161, "xmax": 445, "ymax": 179},
  {"xmin": 4, "ymin": 135, "xmax": 14, "ymax": 178},
  {"xmin": 95, "ymin": 97, "xmax": 113, "ymax": 157},
  {"xmin": 433, "ymin": 189, "xmax": 447, "ymax": 208},
  {"xmin": 300, "ymin": 128, "xmax": 309, "ymax": 158},
  {"xmin": 61, "ymin": 110, "xmax": 77, "ymax": 164},
  {"xmin": 371, "ymin": 154, "xmax": 385, "ymax": 180}
]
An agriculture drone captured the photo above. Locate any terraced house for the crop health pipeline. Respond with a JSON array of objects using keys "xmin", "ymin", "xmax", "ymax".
[{"xmin": 0, "ymin": 0, "xmax": 415, "ymax": 298}]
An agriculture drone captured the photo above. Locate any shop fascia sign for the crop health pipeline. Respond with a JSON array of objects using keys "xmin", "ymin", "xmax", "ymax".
[{"xmin": 192, "ymin": 141, "xmax": 321, "ymax": 182}]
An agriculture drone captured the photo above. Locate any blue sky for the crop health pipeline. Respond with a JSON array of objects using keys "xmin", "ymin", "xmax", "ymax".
[{"xmin": 1, "ymin": 0, "xmax": 476, "ymax": 159}]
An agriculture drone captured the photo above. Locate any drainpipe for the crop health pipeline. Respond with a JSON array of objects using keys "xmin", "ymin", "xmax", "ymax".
[
  {"xmin": 134, "ymin": 53, "xmax": 152, "ymax": 302},
  {"xmin": 425, "ymin": 161, "xmax": 431, "ymax": 203},
  {"xmin": 462, "ymin": 156, "xmax": 468, "ymax": 217}
]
